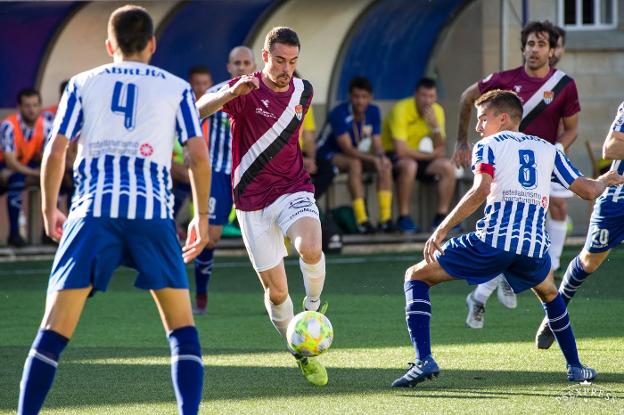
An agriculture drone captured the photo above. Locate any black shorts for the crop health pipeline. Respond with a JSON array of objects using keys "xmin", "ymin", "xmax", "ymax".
[{"xmin": 386, "ymin": 152, "xmax": 436, "ymax": 183}]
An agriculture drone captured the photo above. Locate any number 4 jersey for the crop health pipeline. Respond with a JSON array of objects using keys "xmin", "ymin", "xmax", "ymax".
[
  {"xmin": 49, "ymin": 61, "xmax": 202, "ymax": 220},
  {"xmin": 471, "ymin": 131, "xmax": 581, "ymax": 258}
]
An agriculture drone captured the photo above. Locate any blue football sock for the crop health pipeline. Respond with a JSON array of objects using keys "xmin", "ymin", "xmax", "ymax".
[
  {"xmin": 559, "ymin": 256, "xmax": 591, "ymax": 305},
  {"xmin": 168, "ymin": 326, "xmax": 203, "ymax": 415},
  {"xmin": 543, "ymin": 294, "xmax": 581, "ymax": 366},
  {"xmin": 404, "ymin": 280, "xmax": 432, "ymax": 360},
  {"xmin": 18, "ymin": 329, "xmax": 69, "ymax": 415},
  {"xmin": 194, "ymin": 248, "xmax": 214, "ymax": 296}
]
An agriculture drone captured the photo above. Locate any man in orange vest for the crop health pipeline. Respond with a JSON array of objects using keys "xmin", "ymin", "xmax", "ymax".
[{"xmin": 0, "ymin": 88, "xmax": 53, "ymax": 247}]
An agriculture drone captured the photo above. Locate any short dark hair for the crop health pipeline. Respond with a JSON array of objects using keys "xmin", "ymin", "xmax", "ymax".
[
  {"xmin": 552, "ymin": 23, "xmax": 566, "ymax": 46},
  {"xmin": 475, "ymin": 89, "xmax": 523, "ymax": 123},
  {"xmin": 416, "ymin": 77, "xmax": 437, "ymax": 91},
  {"xmin": 17, "ymin": 88, "xmax": 41, "ymax": 105},
  {"xmin": 348, "ymin": 76, "xmax": 373, "ymax": 94},
  {"xmin": 108, "ymin": 5, "xmax": 153, "ymax": 55},
  {"xmin": 264, "ymin": 26, "xmax": 300, "ymax": 52},
  {"xmin": 188, "ymin": 65, "xmax": 212, "ymax": 79},
  {"xmin": 521, "ymin": 20, "xmax": 557, "ymax": 50}
]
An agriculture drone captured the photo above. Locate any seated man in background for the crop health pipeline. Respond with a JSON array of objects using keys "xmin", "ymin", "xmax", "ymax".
[
  {"xmin": 301, "ymin": 95, "xmax": 337, "ymax": 200},
  {"xmin": 0, "ymin": 88, "xmax": 53, "ymax": 247},
  {"xmin": 382, "ymin": 78, "xmax": 457, "ymax": 233},
  {"xmin": 316, "ymin": 76, "xmax": 393, "ymax": 233},
  {"xmin": 172, "ymin": 65, "xmax": 213, "ymax": 235}
]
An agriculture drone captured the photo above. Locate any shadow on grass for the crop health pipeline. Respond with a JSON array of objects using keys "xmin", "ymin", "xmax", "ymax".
[{"xmin": 1, "ymin": 346, "xmax": 622, "ymax": 410}]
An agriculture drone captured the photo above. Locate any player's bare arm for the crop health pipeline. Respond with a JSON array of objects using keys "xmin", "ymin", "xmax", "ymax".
[
  {"xmin": 41, "ymin": 133, "xmax": 69, "ymax": 241},
  {"xmin": 4, "ymin": 151, "xmax": 40, "ymax": 177},
  {"xmin": 602, "ymin": 130, "xmax": 624, "ymax": 160},
  {"xmin": 424, "ymin": 172, "xmax": 492, "ymax": 264},
  {"xmin": 196, "ymin": 75, "xmax": 259, "ymax": 118},
  {"xmin": 372, "ymin": 134, "xmax": 391, "ymax": 169},
  {"xmin": 454, "ymin": 82, "xmax": 481, "ymax": 167},
  {"xmin": 569, "ymin": 170, "xmax": 624, "ymax": 200},
  {"xmin": 557, "ymin": 113, "xmax": 579, "ymax": 150},
  {"xmin": 183, "ymin": 135, "xmax": 212, "ymax": 263}
]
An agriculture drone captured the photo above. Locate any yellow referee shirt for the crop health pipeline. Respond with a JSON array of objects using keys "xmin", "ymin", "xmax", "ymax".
[{"xmin": 381, "ymin": 97, "xmax": 446, "ymax": 152}]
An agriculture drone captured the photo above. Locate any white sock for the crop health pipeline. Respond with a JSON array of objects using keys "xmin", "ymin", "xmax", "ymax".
[
  {"xmin": 264, "ymin": 294, "xmax": 294, "ymax": 338},
  {"xmin": 473, "ymin": 277, "xmax": 499, "ymax": 304},
  {"xmin": 547, "ymin": 219, "xmax": 568, "ymax": 271},
  {"xmin": 300, "ymin": 253, "xmax": 326, "ymax": 311}
]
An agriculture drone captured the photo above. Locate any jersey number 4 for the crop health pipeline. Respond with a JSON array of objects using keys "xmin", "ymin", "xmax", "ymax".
[
  {"xmin": 111, "ymin": 81, "xmax": 138, "ymax": 131},
  {"xmin": 518, "ymin": 149, "xmax": 537, "ymax": 189}
]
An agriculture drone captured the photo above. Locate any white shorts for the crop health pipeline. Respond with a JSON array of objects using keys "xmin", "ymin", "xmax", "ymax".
[
  {"xmin": 237, "ymin": 191, "xmax": 320, "ymax": 272},
  {"xmin": 551, "ymin": 181, "xmax": 573, "ymax": 199}
]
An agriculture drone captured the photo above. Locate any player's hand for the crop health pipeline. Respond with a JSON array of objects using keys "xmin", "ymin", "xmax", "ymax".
[
  {"xmin": 452, "ymin": 141, "xmax": 471, "ymax": 168},
  {"xmin": 229, "ymin": 75, "xmax": 259, "ymax": 97},
  {"xmin": 423, "ymin": 227, "xmax": 446, "ymax": 264},
  {"xmin": 42, "ymin": 208, "xmax": 66, "ymax": 242},
  {"xmin": 303, "ymin": 157, "xmax": 317, "ymax": 174},
  {"xmin": 422, "ymin": 106, "xmax": 439, "ymax": 130},
  {"xmin": 598, "ymin": 170, "xmax": 624, "ymax": 187},
  {"xmin": 182, "ymin": 215, "xmax": 209, "ymax": 263}
]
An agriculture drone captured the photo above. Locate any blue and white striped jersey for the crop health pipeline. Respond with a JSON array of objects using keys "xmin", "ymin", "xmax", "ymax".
[
  {"xmin": 472, "ymin": 131, "xmax": 581, "ymax": 258},
  {"xmin": 594, "ymin": 101, "xmax": 624, "ymax": 217},
  {"xmin": 205, "ymin": 80, "xmax": 233, "ymax": 174},
  {"xmin": 50, "ymin": 61, "xmax": 201, "ymax": 220}
]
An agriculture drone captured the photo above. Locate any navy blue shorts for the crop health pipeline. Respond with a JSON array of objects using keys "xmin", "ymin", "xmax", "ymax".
[
  {"xmin": 48, "ymin": 217, "xmax": 188, "ymax": 294},
  {"xmin": 583, "ymin": 200, "xmax": 624, "ymax": 253},
  {"xmin": 437, "ymin": 233, "xmax": 551, "ymax": 293},
  {"xmin": 209, "ymin": 171, "xmax": 233, "ymax": 225}
]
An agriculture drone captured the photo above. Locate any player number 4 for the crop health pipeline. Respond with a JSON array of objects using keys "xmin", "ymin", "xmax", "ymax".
[{"xmin": 111, "ymin": 81, "xmax": 138, "ymax": 130}]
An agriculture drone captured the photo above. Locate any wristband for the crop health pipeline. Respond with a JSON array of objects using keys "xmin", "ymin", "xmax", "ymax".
[{"xmin": 198, "ymin": 211, "xmax": 209, "ymax": 216}]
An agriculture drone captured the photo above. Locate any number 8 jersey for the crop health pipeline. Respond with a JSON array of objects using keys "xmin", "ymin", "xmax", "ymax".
[
  {"xmin": 49, "ymin": 61, "xmax": 201, "ymax": 220},
  {"xmin": 471, "ymin": 131, "xmax": 582, "ymax": 258}
]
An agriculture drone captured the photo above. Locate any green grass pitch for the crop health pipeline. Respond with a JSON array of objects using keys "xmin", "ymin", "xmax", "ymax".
[{"xmin": 1, "ymin": 248, "xmax": 622, "ymax": 414}]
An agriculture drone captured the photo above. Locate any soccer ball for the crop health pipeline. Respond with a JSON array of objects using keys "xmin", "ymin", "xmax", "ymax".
[{"xmin": 287, "ymin": 311, "xmax": 333, "ymax": 357}]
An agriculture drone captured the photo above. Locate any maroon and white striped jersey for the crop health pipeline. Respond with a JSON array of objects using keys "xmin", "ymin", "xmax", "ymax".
[{"xmin": 223, "ymin": 71, "xmax": 314, "ymax": 211}]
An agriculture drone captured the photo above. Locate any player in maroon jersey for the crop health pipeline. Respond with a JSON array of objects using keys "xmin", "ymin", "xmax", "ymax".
[
  {"xmin": 196, "ymin": 27, "xmax": 328, "ymax": 386},
  {"xmin": 453, "ymin": 21, "xmax": 580, "ymax": 330}
]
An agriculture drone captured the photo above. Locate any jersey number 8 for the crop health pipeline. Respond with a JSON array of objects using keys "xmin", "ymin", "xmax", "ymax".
[{"xmin": 518, "ymin": 149, "xmax": 537, "ymax": 189}]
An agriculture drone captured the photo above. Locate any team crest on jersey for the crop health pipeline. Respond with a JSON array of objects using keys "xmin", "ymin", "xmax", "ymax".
[
  {"xmin": 295, "ymin": 104, "xmax": 303, "ymax": 121},
  {"xmin": 513, "ymin": 85, "xmax": 522, "ymax": 93},
  {"xmin": 543, "ymin": 91, "xmax": 554, "ymax": 104},
  {"xmin": 261, "ymin": 99, "xmax": 270, "ymax": 108},
  {"xmin": 140, "ymin": 143, "xmax": 154, "ymax": 157}
]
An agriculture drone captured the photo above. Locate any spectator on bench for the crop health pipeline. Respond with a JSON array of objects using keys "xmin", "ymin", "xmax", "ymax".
[
  {"xmin": 0, "ymin": 89, "xmax": 54, "ymax": 247},
  {"xmin": 316, "ymin": 76, "xmax": 393, "ymax": 234},
  {"xmin": 382, "ymin": 77, "xmax": 458, "ymax": 233}
]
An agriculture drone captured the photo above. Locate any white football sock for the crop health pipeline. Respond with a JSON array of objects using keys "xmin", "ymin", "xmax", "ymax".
[
  {"xmin": 300, "ymin": 253, "xmax": 326, "ymax": 311},
  {"xmin": 547, "ymin": 219, "xmax": 568, "ymax": 271},
  {"xmin": 473, "ymin": 277, "xmax": 499, "ymax": 304},
  {"xmin": 264, "ymin": 294, "xmax": 294, "ymax": 338}
]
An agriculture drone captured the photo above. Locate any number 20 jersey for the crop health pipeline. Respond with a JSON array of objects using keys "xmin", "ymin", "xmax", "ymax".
[
  {"xmin": 471, "ymin": 131, "xmax": 581, "ymax": 258},
  {"xmin": 49, "ymin": 61, "xmax": 202, "ymax": 220}
]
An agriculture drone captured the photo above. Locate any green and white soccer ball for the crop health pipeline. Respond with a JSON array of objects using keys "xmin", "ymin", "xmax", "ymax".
[{"xmin": 287, "ymin": 311, "xmax": 334, "ymax": 357}]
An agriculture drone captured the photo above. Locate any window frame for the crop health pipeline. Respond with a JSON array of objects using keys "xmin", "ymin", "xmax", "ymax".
[{"xmin": 558, "ymin": 0, "xmax": 618, "ymax": 31}]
